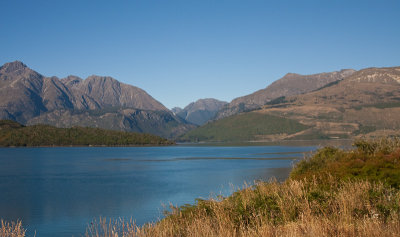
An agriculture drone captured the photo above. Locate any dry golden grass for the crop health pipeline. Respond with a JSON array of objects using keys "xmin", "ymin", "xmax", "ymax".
[
  {"xmin": 0, "ymin": 220, "xmax": 26, "ymax": 237},
  {"xmin": 85, "ymin": 178, "xmax": 400, "ymax": 237}
]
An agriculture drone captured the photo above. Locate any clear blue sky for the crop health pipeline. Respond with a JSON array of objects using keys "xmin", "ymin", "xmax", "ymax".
[{"xmin": 1, "ymin": 0, "xmax": 399, "ymax": 109}]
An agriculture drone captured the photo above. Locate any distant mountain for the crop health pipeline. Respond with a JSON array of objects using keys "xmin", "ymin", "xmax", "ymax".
[
  {"xmin": 181, "ymin": 66, "xmax": 400, "ymax": 142},
  {"xmin": 215, "ymin": 69, "xmax": 356, "ymax": 119},
  {"xmin": 0, "ymin": 61, "xmax": 194, "ymax": 138},
  {"xmin": 171, "ymin": 107, "xmax": 183, "ymax": 114},
  {"xmin": 174, "ymin": 98, "xmax": 228, "ymax": 125}
]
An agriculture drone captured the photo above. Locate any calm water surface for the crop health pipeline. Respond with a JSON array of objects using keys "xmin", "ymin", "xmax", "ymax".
[{"xmin": 0, "ymin": 145, "xmax": 316, "ymax": 237}]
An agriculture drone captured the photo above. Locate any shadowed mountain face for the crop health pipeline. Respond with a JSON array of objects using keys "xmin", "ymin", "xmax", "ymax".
[
  {"xmin": 0, "ymin": 61, "xmax": 194, "ymax": 138},
  {"xmin": 174, "ymin": 98, "xmax": 227, "ymax": 125},
  {"xmin": 0, "ymin": 61, "xmax": 49, "ymax": 122},
  {"xmin": 215, "ymin": 69, "xmax": 356, "ymax": 119}
]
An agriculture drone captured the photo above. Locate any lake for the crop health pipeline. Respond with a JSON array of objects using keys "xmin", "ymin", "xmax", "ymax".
[{"xmin": 0, "ymin": 145, "xmax": 317, "ymax": 237}]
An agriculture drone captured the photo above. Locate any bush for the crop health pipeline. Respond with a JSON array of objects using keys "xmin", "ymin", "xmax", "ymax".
[{"xmin": 291, "ymin": 137, "xmax": 400, "ymax": 188}]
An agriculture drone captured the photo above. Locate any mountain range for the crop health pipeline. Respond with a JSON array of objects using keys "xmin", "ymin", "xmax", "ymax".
[
  {"xmin": 183, "ymin": 66, "xmax": 400, "ymax": 141},
  {"xmin": 0, "ymin": 61, "xmax": 194, "ymax": 138},
  {"xmin": 2, "ymin": 60, "xmax": 400, "ymax": 142},
  {"xmin": 215, "ymin": 69, "xmax": 356, "ymax": 119}
]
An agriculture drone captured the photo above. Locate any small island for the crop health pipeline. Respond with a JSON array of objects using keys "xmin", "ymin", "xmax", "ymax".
[{"xmin": 0, "ymin": 120, "xmax": 174, "ymax": 147}]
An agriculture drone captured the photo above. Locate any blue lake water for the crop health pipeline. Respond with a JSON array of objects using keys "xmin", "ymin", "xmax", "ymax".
[{"xmin": 0, "ymin": 145, "xmax": 316, "ymax": 236}]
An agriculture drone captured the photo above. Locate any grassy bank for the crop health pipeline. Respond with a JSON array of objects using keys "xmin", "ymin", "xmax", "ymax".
[
  {"xmin": 0, "ymin": 120, "xmax": 173, "ymax": 147},
  {"xmin": 180, "ymin": 112, "xmax": 309, "ymax": 142},
  {"xmin": 86, "ymin": 138, "xmax": 400, "ymax": 236},
  {"xmin": 3, "ymin": 138, "xmax": 400, "ymax": 236},
  {"xmin": 87, "ymin": 180, "xmax": 400, "ymax": 236}
]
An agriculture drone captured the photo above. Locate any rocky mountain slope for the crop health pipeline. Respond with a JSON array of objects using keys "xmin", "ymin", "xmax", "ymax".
[
  {"xmin": 215, "ymin": 69, "xmax": 356, "ymax": 119},
  {"xmin": 182, "ymin": 66, "xmax": 400, "ymax": 141},
  {"xmin": 0, "ymin": 61, "xmax": 194, "ymax": 138},
  {"xmin": 173, "ymin": 98, "xmax": 227, "ymax": 125}
]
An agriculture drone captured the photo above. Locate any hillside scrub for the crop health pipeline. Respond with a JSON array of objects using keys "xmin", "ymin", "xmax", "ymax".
[
  {"xmin": 290, "ymin": 137, "xmax": 400, "ymax": 188},
  {"xmin": 181, "ymin": 112, "xmax": 309, "ymax": 142},
  {"xmin": 0, "ymin": 120, "xmax": 174, "ymax": 147}
]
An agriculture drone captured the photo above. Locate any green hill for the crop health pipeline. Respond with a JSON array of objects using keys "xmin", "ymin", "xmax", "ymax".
[
  {"xmin": 0, "ymin": 120, "xmax": 173, "ymax": 147},
  {"xmin": 180, "ymin": 112, "xmax": 309, "ymax": 142}
]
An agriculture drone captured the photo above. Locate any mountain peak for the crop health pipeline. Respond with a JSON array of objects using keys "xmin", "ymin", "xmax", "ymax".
[
  {"xmin": 86, "ymin": 75, "xmax": 115, "ymax": 81},
  {"xmin": 171, "ymin": 107, "xmax": 183, "ymax": 114},
  {"xmin": 175, "ymin": 98, "xmax": 228, "ymax": 125},
  {"xmin": 283, "ymin": 72, "xmax": 300, "ymax": 78},
  {"xmin": 60, "ymin": 75, "xmax": 83, "ymax": 87},
  {"xmin": 0, "ymin": 61, "xmax": 28, "ymax": 73}
]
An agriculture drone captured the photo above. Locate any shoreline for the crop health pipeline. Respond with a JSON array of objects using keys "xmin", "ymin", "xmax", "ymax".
[
  {"xmin": 0, "ymin": 143, "xmax": 176, "ymax": 148},
  {"xmin": 1, "ymin": 138, "xmax": 354, "ymax": 148}
]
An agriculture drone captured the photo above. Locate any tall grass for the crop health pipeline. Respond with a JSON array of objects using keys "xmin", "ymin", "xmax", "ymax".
[
  {"xmin": 0, "ymin": 220, "xmax": 26, "ymax": 237},
  {"xmin": 85, "ymin": 218, "xmax": 139, "ymax": 237},
  {"xmin": 84, "ymin": 178, "xmax": 400, "ymax": 237}
]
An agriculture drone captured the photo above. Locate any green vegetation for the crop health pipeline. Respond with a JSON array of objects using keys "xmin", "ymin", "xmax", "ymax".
[
  {"xmin": 0, "ymin": 120, "xmax": 24, "ymax": 129},
  {"xmin": 353, "ymin": 102, "xmax": 400, "ymax": 110},
  {"xmin": 265, "ymin": 96, "xmax": 287, "ymax": 105},
  {"xmin": 265, "ymin": 96, "xmax": 297, "ymax": 108},
  {"xmin": 0, "ymin": 120, "xmax": 173, "ymax": 147},
  {"xmin": 353, "ymin": 125, "xmax": 377, "ymax": 135},
  {"xmin": 290, "ymin": 137, "xmax": 400, "ymax": 187},
  {"xmin": 287, "ymin": 131, "xmax": 332, "ymax": 140},
  {"xmin": 181, "ymin": 112, "xmax": 309, "ymax": 142},
  {"xmin": 312, "ymin": 79, "xmax": 341, "ymax": 92}
]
